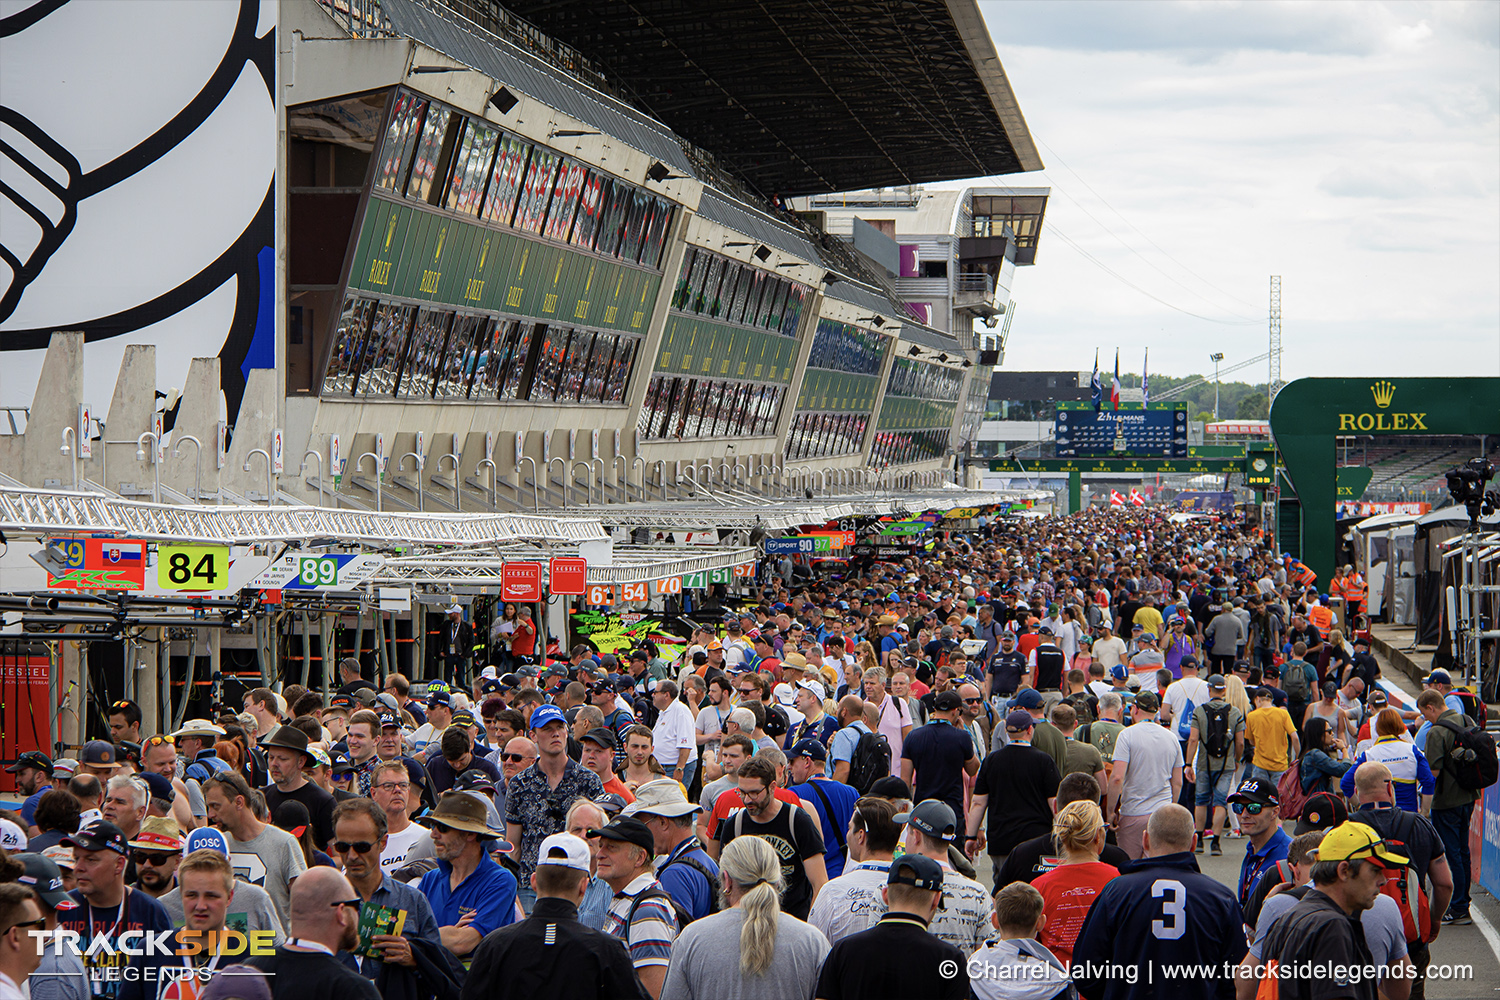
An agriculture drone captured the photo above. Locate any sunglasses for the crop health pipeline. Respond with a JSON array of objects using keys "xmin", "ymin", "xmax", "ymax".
[
  {"xmin": 331, "ymin": 897, "xmax": 363, "ymax": 911},
  {"xmin": 500, "ymin": 752, "xmax": 533, "ymax": 763},
  {"xmin": 2, "ymin": 918, "xmax": 45, "ymax": 936},
  {"xmin": 143, "ymin": 735, "xmax": 174, "ymax": 748},
  {"xmin": 133, "ymin": 851, "xmax": 177, "ymax": 867},
  {"xmin": 962, "ymin": 697, "xmax": 984, "ymax": 704},
  {"xmin": 1231, "ymin": 801, "xmax": 1268, "ymax": 816},
  {"xmin": 333, "ymin": 840, "xmax": 377, "ymax": 855}
]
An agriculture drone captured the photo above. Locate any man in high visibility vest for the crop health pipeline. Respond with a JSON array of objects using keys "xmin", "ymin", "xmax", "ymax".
[{"xmin": 1331, "ymin": 564, "xmax": 1367, "ymax": 620}]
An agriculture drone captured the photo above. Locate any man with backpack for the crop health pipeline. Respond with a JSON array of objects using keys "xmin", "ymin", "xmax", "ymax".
[
  {"xmin": 828, "ymin": 695, "xmax": 886, "ymax": 791},
  {"xmin": 624, "ymin": 779, "xmax": 721, "ymax": 923},
  {"xmin": 1349, "ymin": 761, "xmax": 1454, "ymax": 1000},
  {"xmin": 788, "ymin": 739, "xmax": 859, "ymax": 878},
  {"xmin": 1184, "ymin": 675, "xmax": 1245, "ymax": 857},
  {"xmin": 1418, "ymin": 688, "xmax": 1494, "ymax": 927},
  {"xmin": 596, "ymin": 815, "xmax": 681, "ymax": 999},
  {"xmin": 1280, "ymin": 640, "xmax": 1318, "ymax": 727}
]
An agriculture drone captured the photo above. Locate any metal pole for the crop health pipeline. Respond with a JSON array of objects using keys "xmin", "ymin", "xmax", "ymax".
[
  {"xmin": 356, "ymin": 452, "xmax": 382, "ymax": 511},
  {"xmin": 399, "ymin": 452, "xmax": 425, "ymax": 511},
  {"xmin": 301, "ymin": 450, "xmax": 326, "ymax": 507}
]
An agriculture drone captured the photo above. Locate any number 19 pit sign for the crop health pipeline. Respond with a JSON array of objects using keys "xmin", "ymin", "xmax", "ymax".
[{"xmin": 249, "ymin": 553, "xmax": 385, "ymax": 591}]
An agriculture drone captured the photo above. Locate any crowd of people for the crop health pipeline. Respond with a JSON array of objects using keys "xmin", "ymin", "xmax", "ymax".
[{"xmin": 0, "ymin": 508, "xmax": 1488, "ymax": 1000}]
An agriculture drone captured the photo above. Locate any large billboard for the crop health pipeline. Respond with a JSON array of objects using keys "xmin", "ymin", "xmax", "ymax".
[
  {"xmin": 1054, "ymin": 405, "xmax": 1189, "ymax": 458},
  {"xmin": 1, "ymin": 0, "xmax": 276, "ymax": 423}
]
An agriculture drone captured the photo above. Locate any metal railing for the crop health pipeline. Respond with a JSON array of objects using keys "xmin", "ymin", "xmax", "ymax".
[
  {"xmin": 317, "ymin": 0, "xmax": 397, "ymax": 37},
  {"xmin": 954, "ymin": 272, "xmax": 995, "ymax": 298}
]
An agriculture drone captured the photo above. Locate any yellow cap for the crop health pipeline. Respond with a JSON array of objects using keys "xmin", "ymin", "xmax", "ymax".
[{"xmin": 1313, "ymin": 822, "xmax": 1409, "ymax": 868}]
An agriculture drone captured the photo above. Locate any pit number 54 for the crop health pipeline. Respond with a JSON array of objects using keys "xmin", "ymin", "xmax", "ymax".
[{"xmin": 158, "ymin": 545, "xmax": 230, "ymax": 591}]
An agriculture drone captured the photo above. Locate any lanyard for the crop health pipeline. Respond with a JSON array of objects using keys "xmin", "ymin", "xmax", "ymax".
[
  {"xmin": 287, "ymin": 938, "xmax": 335, "ymax": 956},
  {"xmin": 87, "ymin": 894, "xmax": 127, "ymax": 946}
]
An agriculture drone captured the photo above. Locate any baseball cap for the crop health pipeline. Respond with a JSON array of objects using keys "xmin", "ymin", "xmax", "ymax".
[
  {"xmin": 887, "ymin": 853, "xmax": 946, "ymax": 894},
  {"xmin": 455, "ymin": 769, "xmax": 497, "ymax": 794},
  {"xmin": 375, "ymin": 708, "xmax": 401, "ymax": 730},
  {"xmin": 786, "ymin": 738, "xmax": 828, "ymax": 762},
  {"xmin": 0, "ymin": 818, "xmax": 23, "ymax": 851},
  {"xmin": 1005, "ymin": 709, "xmax": 1035, "ymax": 732},
  {"xmin": 592, "ymin": 816, "xmax": 655, "ymax": 857},
  {"xmin": 1133, "ymin": 690, "xmax": 1160, "ymax": 712},
  {"xmin": 1207, "ymin": 674, "xmax": 1227, "ymax": 691},
  {"xmin": 579, "ymin": 727, "xmax": 618, "ymax": 750},
  {"xmin": 536, "ymin": 832, "xmax": 592, "ymax": 872},
  {"xmin": 868, "ymin": 776, "xmax": 912, "ymax": 801},
  {"xmin": 1014, "ymin": 688, "xmax": 1044, "ymax": 710},
  {"xmin": 64, "ymin": 819, "xmax": 128, "ymax": 856},
  {"xmin": 1228, "ymin": 777, "xmax": 1279, "ymax": 808},
  {"xmin": 51, "ymin": 759, "xmax": 79, "ymax": 780},
  {"xmin": 894, "ymin": 799, "xmax": 958, "ymax": 842},
  {"xmin": 1368, "ymin": 690, "xmax": 1389, "ymax": 707},
  {"xmin": 795, "ymin": 679, "xmax": 826, "ymax": 701},
  {"xmin": 138, "ymin": 771, "xmax": 174, "ymax": 802},
  {"xmin": 1295, "ymin": 791, "xmax": 1349, "ymax": 835},
  {"xmin": 445, "ymin": 604, "xmax": 463, "ymax": 615},
  {"xmin": 81, "ymin": 740, "xmax": 117, "ymax": 766},
  {"xmin": 427, "ymin": 688, "xmax": 452, "ymax": 708},
  {"xmin": 479, "ymin": 678, "xmax": 504, "ymax": 695},
  {"xmin": 451, "ymin": 709, "xmax": 478, "ymax": 729},
  {"xmin": 1252, "ymin": 686, "xmax": 1274, "ymax": 700},
  {"xmin": 330, "ymin": 754, "xmax": 355, "ymax": 776},
  {"xmin": 933, "ymin": 689, "xmax": 962, "ymax": 712},
  {"xmin": 1109, "ymin": 663, "xmax": 1128, "ymax": 681},
  {"xmin": 5, "ymin": 750, "xmax": 52, "ymax": 775},
  {"xmin": 529, "ymin": 704, "xmax": 566, "ymax": 730},
  {"xmin": 41, "ymin": 845, "xmax": 75, "ymax": 872},
  {"xmin": 1424, "ymin": 669, "xmax": 1451, "ymax": 685},
  {"xmin": 1313, "ymin": 822, "xmax": 1409, "ymax": 869},
  {"xmin": 12, "ymin": 852, "xmax": 76, "ymax": 910}
]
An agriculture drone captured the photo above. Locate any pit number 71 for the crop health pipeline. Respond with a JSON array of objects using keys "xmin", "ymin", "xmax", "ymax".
[{"xmin": 157, "ymin": 545, "xmax": 230, "ymax": 591}]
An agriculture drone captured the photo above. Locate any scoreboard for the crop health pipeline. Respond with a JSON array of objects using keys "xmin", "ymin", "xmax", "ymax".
[{"xmin": 1055, "ymin": 404, "xmax": 1189, "ymax": 458}]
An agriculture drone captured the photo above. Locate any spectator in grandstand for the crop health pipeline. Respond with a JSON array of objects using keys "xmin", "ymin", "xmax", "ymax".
[{"xmin": 1071, "ymin": 805, "xmax": 1243, "ymax": 1000}]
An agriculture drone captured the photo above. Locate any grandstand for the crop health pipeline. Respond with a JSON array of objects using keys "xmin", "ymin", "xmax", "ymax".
[{"xmin": 1338, "ymin": 436, "xmax": 1498, "ymax": 500}]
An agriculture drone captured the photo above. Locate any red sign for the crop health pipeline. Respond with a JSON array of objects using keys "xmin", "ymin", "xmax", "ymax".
[
  {"xmin": 502, "ymin": 562, "xmax": 543, "ymax": 602},
  {"xmin": 549, "ymin": 557, "xmax": 588, "ymax": 596},
  {"xmin": 1, "ymin": 656, "xmax": 52, "ymax": 794},
  {"xmin": 45, "ymin": 537, "xmax": 146, "ymax": 591}
]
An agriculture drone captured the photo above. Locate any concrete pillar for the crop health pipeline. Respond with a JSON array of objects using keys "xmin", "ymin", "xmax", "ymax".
[
  {"xmin": 93, "ymin": 345, "xmax": 158, "ymax": 495},
  {"xmin": 223, "ymin": 368, "xmax": 280, "ymax": 500},
  {"xmin": 162, "ymin": 358, "xmax": 223, "ymax": 500},
  {"xmin": 20, "ymin": 331, "xmax": 83, "ymax": 488}
]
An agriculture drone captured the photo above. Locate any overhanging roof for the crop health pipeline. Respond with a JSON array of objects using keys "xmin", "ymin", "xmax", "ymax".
[{"xmin": 488, "ymin": 0, "xmax": 1044, "ymax": 196}]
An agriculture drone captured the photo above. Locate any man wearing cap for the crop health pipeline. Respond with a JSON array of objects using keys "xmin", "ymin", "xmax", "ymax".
[
  {"xmin": 1245, "ymin": 686, "xmax": 1301, "ymax": 786},
  {"xmin": 622, "ymin": 779, "xmax": 719, "ymax": 922},
  {"xmin": 6, "ymin": 852, "xmax": 87, "ymax": 999},
  {"xmin": 1073, "ymin": 805, "xmax": 1243, "ymax": 1000},
  {"xmin": 588, "ymin": 680, "xmax": 634, "ymax": 774},
  {"xmin": 814, "ymin": 852, "xmax": 968, "ymax": 1000},
  {"xmin": 462, "ymin": 832, "xmax": 647, "ymax": 1000},
  {"xmin": 1183, "ymin": 674, "xmax": 1245, "ymax": 857},
  {"xmin": 1250, "ymin": 822, "xmax": 1415, "ymax": 1000},
  {"xmin": 260, "ymin": 725, "xmax": 336, "ymax": 852},
  {"xmin": 1106, "ymin": 691, "xmax": 1183, "ymax": 861},
  {"xmin": 368, "ymin": 707, "xmax": 437, "ymax": 813},
  {"xmin": 159, "ymin": 828, "xmax": 285, "ymax": 952},
  {"xmin": 54, "ymin": 819, "xmax": 173, "ymax": 998},
  {"xmin": 579, "ymin": 728, "xmax": 634, "ymax": 804},
  {"xmin": 408, "ymin": 689, "xmax": 454, "ymax": 753},
  {"xmin": 900, "ymin": 690, "xmax": 978, "ymax": 838},
  {"xmin": 77, "ymin": 739, "xmax": 119, "ymax": 781},
  {"xmin": 1417, "ymin": 688, "xmax": 1479, "ymax": 928},
  {"xmin": 504, "ymin": 704, "xmax": 604, "ymax": 915},
  {"xmin": 967, "ymin": 710, "xmax": 1061, "ymax": 882},
  {"xmin": 595, "ymin": 816, "xmax": 679, "ymax": 999},
  {"xmin": 896, "ymin": 799, "xmax": 990, "ymax": 957},
  {"xmin": 1228, "ymin": 777, "xmax": 1292, "ymax": 907},
  {"xmin": 126, "ymin": 816, "xmax": 184, "ymax": 900},
  {"xmin": 786, "ymin": 740, "xmax": 858, "ymax": 878},
  {"xmin": 173, "ymin": 720, "xmax": 231, "ymax": 789},
  {"xmin": 648, "ymin": 681, "xmax": 696, "ymax": 788},
  {"xmin": 7, "ymin": 752, "xmax": 53, "ymax": 833},
  {"xmin": 786, "ymin": 679, "xmax": 837, "ymax": 753},
  {"xmin": 1127, "ymin": 632, "xmax": 1167, "ymax": 693},
  {"xmin": 439, "ymin": 604, "xmax": 474, "ymax": 687},
  {"xmin": 415, "ymin": 791, "xmax": 517, "ymax": 959}
]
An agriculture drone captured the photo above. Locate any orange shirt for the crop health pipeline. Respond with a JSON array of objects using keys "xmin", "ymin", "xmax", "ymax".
[
  {"xmin": 1033, "ymin": 860, "xmax": 1119, "ymax": 965},
  {"xmin": 706, "ymin": 786, "xmax": 804, "ymax": 840},
  {"xmin": 601, "ymin": 774, "xmax": 635, "ymax": 803}
]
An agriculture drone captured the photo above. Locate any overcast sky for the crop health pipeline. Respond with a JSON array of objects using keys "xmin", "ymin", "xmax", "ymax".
[{"xmin": 969, "ymin": 0, "xmax": 1499, "ymax": 383}]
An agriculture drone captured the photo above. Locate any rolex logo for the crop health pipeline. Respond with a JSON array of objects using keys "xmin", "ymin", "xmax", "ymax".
[{"xmin": 1370, "ymin": 380, "xmax": 1396, "ymax": 408}]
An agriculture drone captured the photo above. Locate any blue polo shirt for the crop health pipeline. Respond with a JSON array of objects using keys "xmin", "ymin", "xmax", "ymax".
[
  {"xmin": 1239, "ymin": 826, "xmax": 1292, "ymax": 905},
  {"xmin": 20, "ymin": 783, "xmax": 53, "ymax": 826},
  {"xmin": 654, "ymin": 837, "xmax": 720, "ymax": 921},
  {"xmin": 416, "ymin": 852, "xmax": 518, "ymax": 938}
]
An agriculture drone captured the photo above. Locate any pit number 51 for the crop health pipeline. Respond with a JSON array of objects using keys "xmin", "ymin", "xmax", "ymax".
[{"xmin": 158, "ymin": 545, "xmax": 230, "ymax": 591}]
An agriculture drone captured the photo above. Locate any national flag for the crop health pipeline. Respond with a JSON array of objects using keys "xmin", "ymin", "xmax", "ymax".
[
  {"xmin": 1090, "ymin": 350, "xmax": 1102, "ymax": 412},
  {"xmin": 1129, "ymin": 488, "xmax": 1146, "ymax": 506},
  {"xmin": 1142, "ymin": 349, "xmax": 1150, "ymax": 406},
  {"xmin": 1111, "ymin": 349, "xmax": 1121, "ymax": 411},
  {"xmin": 101, "ymin": 541, "xmax": 142, "ymax": 564},
  {"xmin": 1109, "ymin": 490, "xmax": 1126, "ymax": 506}
]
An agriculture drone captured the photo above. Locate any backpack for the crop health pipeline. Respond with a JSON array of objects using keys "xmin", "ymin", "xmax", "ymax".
[
  {"xmin": 1276, "ymin": 760, "xmax": 1313, "ymax": 820},
  {"xmin": 623, "ymin": 882, "xmax": 695, "ymax": 932},
  {"xmin": 1435, "ymin": 717, "xmax": 1499, "ymax": 791},
  {"xmin": 1176, "ymin": 697, "xmax": 1198, "ymax": 742},
  {"xmin": 846, "ymin": 728, "xmax": 892, "ymax": 794},
  {"xmin": 1282, "ymin": 660, "xmax": 1312, "ymax": 702},
  {"xmin": 656, "ymin": 842, "xmax": 721, "ymax": 922},
  {"xmin": 1202, "ymin": 702, "xmax": 1233, "ymax": 760},
  {"xmin": 1373, "ymin": 821, "xmax": 1432, "ymax": 943}
]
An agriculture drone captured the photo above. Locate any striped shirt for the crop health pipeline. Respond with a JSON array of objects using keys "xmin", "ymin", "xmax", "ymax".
[{"xmin": 602, "ymin": 873, "xmax": 679, "ymax": 971}]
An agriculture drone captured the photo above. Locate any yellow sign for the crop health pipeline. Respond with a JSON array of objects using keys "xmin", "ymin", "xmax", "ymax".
[{"xmin": 157, "ymin": 545, "xmax": 231, "ymax": 591}]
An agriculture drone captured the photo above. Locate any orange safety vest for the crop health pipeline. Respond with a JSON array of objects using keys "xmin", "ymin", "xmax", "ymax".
[
  {"xmin": 1308, "ymin": 605, "xmax": 1333, "ymax": 633},
  {"xmin": 1345, "ymin": 573, "xmax": 1366, "ymax": 604}
]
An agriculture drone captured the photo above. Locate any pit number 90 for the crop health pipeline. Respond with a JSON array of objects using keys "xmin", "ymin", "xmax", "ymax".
[{"xmin": 158, "ymin": 545, "xmax": 230, "ymax": 591}]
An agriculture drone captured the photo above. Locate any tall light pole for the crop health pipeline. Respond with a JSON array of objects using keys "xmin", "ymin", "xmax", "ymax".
[{"xmin": 1209, "ymin": 352, "xmax": 1225, "ymax": 421}]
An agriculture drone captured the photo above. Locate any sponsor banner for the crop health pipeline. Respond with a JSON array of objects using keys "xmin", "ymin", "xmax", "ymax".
[
  {"xmin": 549, "ymin": 557, "xmax": 588, "ymax": 596},
  {"xmin": 569, "ymin": 610, "xmax": 686, "ymax": 660},
  {"xmin": 249, "ymin": 553, "xmax": 384, "ymax": 591},
  {"xmin": 765, "ymin": 537, "xmax": 815, "ymax": 554},
  {"xmin": 1479, "ymin": 785, "xmax": 1499, "ymax": 899},
  {"xmin": 1338, "ymin": 501, "xmax": 1433, "ymax": 517},
  {"xmin": 1175, "ymin": 491, "xmax": 1234, "ymax": 512},
  {"xmin": 45, "ymin": 537, "xmax": 146, "ymax": 591},
  {"xmin": 0, "ymin": 657, "xmax": 52, "ymax": 794},
  {"xmin": 878, "ymin": 521, "xmax": 929, "ymax": 536},
  {"xmin": 502, "ymin": 562, "xmax": 543, "ymax": 602}
]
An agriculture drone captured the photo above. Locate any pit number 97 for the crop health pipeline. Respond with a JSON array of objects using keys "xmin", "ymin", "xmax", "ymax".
[{"xmin": 157, "ymin": 545, "xmax": 230, "ymax": 591}]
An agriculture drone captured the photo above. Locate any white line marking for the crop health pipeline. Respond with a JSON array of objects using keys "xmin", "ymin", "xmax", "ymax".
[{"xmin": 1472, "ymin": 905, "xmax": 1500, "ymax": 969}]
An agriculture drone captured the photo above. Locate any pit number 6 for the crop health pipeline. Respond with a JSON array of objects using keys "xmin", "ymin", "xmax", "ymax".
[{"xmin": 1151, "ymin": 879, "xmax": 1186, "ymax": 940}]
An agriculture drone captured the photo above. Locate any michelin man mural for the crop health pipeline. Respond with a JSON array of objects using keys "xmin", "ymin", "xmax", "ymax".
[{"xmin": 0, "ymin": 0, "xmax": 276, "ymax": 423}]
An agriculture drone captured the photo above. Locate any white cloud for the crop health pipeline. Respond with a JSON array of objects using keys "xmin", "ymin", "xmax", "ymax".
[{"xmin": 963, "ymin": 0, "xmax": 1500, "ymax": 380}]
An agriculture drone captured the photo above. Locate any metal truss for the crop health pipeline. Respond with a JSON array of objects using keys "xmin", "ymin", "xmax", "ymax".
[
  {"xmin": 374, "ymin": 544, "xmax": 759, "ymax": 586},
  {"xmin": 0, "ymin": 487, "xmax": 608, "ymax": 548}
]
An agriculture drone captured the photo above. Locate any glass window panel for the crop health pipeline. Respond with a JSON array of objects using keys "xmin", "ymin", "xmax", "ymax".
[
  {"xmin": 619, "ymin": 190, "xmax": 651, "ymax": 262},
  {"xmin": 727, "ymin": 266, "xmax": 752, "ymax": 325},
  {"xmin": 754, "ymin": 275, "xmax": 777, "ymax": 329},
  {"xmin": 435, "ymin": 314, "xmax": 485, "ymax": 398},
  {"xmin": 606, "ymin": 338, "xmax": 636, "ymax": 403},
  {"xmin": 754, "ymin": 386, "xmax": 774, "ymax": 437},
  {"xmin": 583, "ymin": 332, "xmax": 615, "ymax": 403},
  {"xmin": 743, "ymin": 270, "xmax": 767, "ymax": 329},
  {"xmin": 701, "ymin": 255, "xmax": 725, "ymax": 319},
  {"xmin": 669, "ymin": 380, "xmax": 694, "ymax": 439},
  {"xmin": 569, "ymin": 169, "xmax": 606, "ymax": 249},
  {"xmin": 543, "ymin": 159, "xmax": 586, "ymax": 241},
  {"xmin": 762, "ymin": 279, "xmax": 788, "ymax": 332},
  {"xmin": 560, "ymin": 329, "xmax": 594, "ymax": 402},
  {"xmin": 498, "ymin": 321, "xmax": 535, "ymax": 400},
  {"xmin": 396, "ymin": 307, "xmax": 452, "ymax": 398},
  {"xmin": 357, "ymin": 302, "xmax": 415, "ymax": 397},
  {"xmin": 673, "ymin": 247, "xmax": 696, "ymax": 310},
  {"xmin": 321, "ymin": 295, "xmax": 377, "ymax": 396},
  {"xmin": 469, "ymin": 320, "xmax": 507, "ymax": 398},
  {"xmin": 702, "ymin": 382, "xmax": 725, "ymax": 437},
  {"xmin": 687, "ymin": 380, "xmax": 714, "ymax": 438},
  {"xmin": 641, "ymin": 198, "xmax": 673, "ymax": 270},
  {"xmin": 514, "ymin": 147, "xmax": 559, "ymax": 234},
  {"xmin": 594, "ymin": 180, "xmax": 630, "ymax": 257},
  {"xmin": 734, "ymin": 382, "xmax": 754, "ymax": 435},
  {"xmin": 529, "ymin": 325, "xmax": 570, "ymax": 401},
  {"xmin": 375, "ymin": 93, "xmax": 427, "ymax": 192},
  {"xmin": 781, "ymin": 284, "xmax": 805, "ymax": 337},
  {"xmin": 686, "ymin": 249, "xmax": 711, "ymax": 313},
  {"xmin": 638, "ymin": 376, "xmax": 661, "ymax": 438},
  {"xmin": 404, "ymin": 105, "xmax": 451, "ymax": 202},
  {"xmin": 442, "ymin": 120, "xmax": 498, "ymax": 215},
  {"xmin": 481, "ymin": 135, "xmax": 530, "ymax": 226},
  {"xmin": 723, "ymin": 383, "xmax": 747, "ymax": 435},
  {"xmin": 652, "ymin": 378, "xmax": 676, "ymax": 439}
]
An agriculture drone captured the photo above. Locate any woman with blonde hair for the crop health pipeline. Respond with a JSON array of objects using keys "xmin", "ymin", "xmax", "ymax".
[
  {"xmin": 660, "ymin": 834, "xmax": 830, "ymax": 999},
  {"xmin": 1029, "ymin": 799, "xmax": 1118, "ymax": 965},
  {"xmin": 854, "ymin": 640, "xmax": 879, "ymax": 675}
]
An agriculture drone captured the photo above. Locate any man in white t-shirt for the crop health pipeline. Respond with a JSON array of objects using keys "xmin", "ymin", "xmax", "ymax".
[
  {"xmin": 650, "ymin": 680, "xmax": 697, "ymax": 787},
  {"xmin": 694, "ymin": 676, "xmax": 735, "ymax": 758},
  {"xmin": 409, "ymin": 689, "xmax": 453, "ymax": 752},
  {"xmin": 1161, "ymin": 656, "xmax": 1210, "ymax": 736},
  {"xmin": 1091, "ymin": 624, "xmax": 1127, "ymax": 673},
  {"xmin": 1105, "ymin": 692, "xmax": 1182, "ymax": 862},
  {"xmin": 370, "ymin": 760, "xmax": 434, "ymax": 874}
]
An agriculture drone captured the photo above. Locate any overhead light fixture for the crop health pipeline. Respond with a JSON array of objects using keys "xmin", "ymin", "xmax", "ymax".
[
  {"xmin": 907, "ymin": 345, "xmax": 922, "ymax": 356},
  {"xmin": 937, "ymin": 353, "xmax": 949, "ymax": 363},
  {"xmin": 723, "ymin": 241, "xmax": 755, "ymax": 248},
  {"xmin": 857, "ymin": 315, "xmax": 886, "ymax": 327},
  {"xmin": 645, "ymin": 161, "xmax": 689, "ymax": 182},
  {"xmin": 550, "ymin": 129, "xmax": 600, "ymax": 138},
  {"xmin": 753, "ymin": 245, "xmax": 771, "ymax": 262},
  {"xmin": 961, "ymin": 359, "xmax": 972, "ymax": 368},
  {"xmin": 775, "ymin": 261, "xmax": 804, "ymax": 268},
  {"xmin": 410, "ymin": 65, "xmax": 456, "ymax": 74},
  {"xmin": 823, "ymin": 273, "xmax": 842, "ymax": 285},
  {"xmin": 489, "ymin": 87, "xmax": 519, "ymax": 114}
]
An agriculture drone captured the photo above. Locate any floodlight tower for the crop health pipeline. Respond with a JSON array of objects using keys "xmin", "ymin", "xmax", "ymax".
[{"xmin": 1269, "ymin": 276, "xmax": 1282, "ymax": 402}]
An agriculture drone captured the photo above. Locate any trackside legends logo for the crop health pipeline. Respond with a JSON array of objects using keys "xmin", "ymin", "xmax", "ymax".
[{"xmin": 29, "ymin": 928, "xmax": 277, "ymax": 957}]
